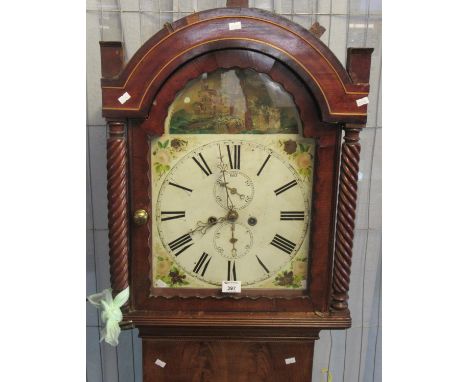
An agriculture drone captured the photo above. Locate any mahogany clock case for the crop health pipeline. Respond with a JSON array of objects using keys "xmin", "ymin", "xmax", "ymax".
[
  {"xmin": 100, "ymin": 6, "xmax": 372, "ymax": 331},
  {"xmin": 128, "ymin": 49, "xmax": 339, "ymax": 314}
]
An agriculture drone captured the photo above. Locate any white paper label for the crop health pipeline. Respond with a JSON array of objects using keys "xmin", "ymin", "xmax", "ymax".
[
  {"xmin": 155, "ymin": 359, "xmax": 166, "ymax": 368},
  {"xmin": 229, "ymin": 21, "xmax": 242, "ymax": 30},
  {"xmin": 356, "ymin": 96, "xmax": 369, "ymax": 107},
  {"xmin": 222, "ymin": 281, "xmax": 241, "ymax": 293},
  {"xmin": 118, "ymin": 92, "xmax": 131, "ymax": 104},
  {"xmin": 285, "ymin": 357, "xmax": 296, "ymax": 365}
]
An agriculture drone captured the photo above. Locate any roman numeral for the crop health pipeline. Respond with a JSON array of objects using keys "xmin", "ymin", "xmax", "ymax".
[
  {"xmin": 193, "ymin": 252, "xmax": 211, "ymax": 276},
  {"xmin": 168, "ymin": 182, "xmax": 192, "ymax": 193},
  {"xmin": 270, "ymin": 234, "xmax": 296, "ymax": 255},
  {"xmin": 192, "ymin": 153, "xmax": 212, "ymax": 176},
  {"xmin": 274, "ymin": 180, "xmax": 298, "ymax": 196},
  {"xmin": 280, "ymin": 211, "xmax": 305, "ymax": 221},
  {"xmin": 226, "ymin": 145, "xmax": 241, "ymax": 170},
  {"xmin": 256, "ymin": 154, "xmax": 271, "ymax": 176},
  {"xmin": 168, "ymin": 233, "xmax": 193, "ymax": 256},
  {"xmin": 256, "ymin": 255, "xmax": 270, "ymax": 273},
  {"xmin": 227, "ymin": 260, "xmax": 237, "ymax": 281},
  {"xmin": 161, "ymin": 211, "xmax": 185, "ymax": 221}
]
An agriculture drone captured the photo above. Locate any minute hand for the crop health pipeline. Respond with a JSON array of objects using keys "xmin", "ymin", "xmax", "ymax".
[{"xmin": 217, "ymin": 145, "xmax": 235, "ymax": 210}]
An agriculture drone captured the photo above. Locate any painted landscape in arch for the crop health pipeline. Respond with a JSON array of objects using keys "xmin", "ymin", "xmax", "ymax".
[{"xmin": 168, "ymin": 69, "xmax": 301, "ymax": 134}]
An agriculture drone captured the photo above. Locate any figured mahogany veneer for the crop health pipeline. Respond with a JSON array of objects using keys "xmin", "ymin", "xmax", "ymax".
[{"xmin": 143, "ymin": 340, "xmax": 314, "ymax": 382}]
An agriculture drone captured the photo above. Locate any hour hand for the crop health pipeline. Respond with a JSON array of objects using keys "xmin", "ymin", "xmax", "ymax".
[{"xmin": 189, "ymin": 216, "xmax": 225, "ymax": 235}]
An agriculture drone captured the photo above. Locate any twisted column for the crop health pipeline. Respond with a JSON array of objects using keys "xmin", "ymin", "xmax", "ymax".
[
  {"xmin": 331, "ymin": 127, "xmax": 362, "ymax": 310},
  {"xmin": 106, "ymin": 121, "xmax": 129, "ymax": 295}
]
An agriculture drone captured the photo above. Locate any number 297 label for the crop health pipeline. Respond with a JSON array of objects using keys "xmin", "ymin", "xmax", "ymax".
[{"xmin": 222, "ymin": 281, "xmax": 242, "ymax": 293}]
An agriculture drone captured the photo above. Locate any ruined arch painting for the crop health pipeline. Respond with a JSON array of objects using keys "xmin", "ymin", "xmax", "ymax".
[{"xmin": 167, "ymin": 69, "xmax": 301, "ymax": 134}]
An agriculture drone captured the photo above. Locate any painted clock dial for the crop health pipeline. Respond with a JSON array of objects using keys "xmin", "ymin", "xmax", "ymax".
[
  {"xmin": 151, "ymin": 69, "xmax": 315, "ymax": 292},
  {"xmin": 154, "ymin": 138, "xmax": 311, "ymax": 287}
]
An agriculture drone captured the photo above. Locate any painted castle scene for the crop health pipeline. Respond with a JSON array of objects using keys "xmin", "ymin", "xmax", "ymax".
[{"xmin": 168, "ymin": 69, "xmax": 301, "ymax": 134}]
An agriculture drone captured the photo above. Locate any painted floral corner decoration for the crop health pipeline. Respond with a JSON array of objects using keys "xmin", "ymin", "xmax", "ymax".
[
  {"xmin": 155, "ymin": 254, "xmax": 172, "ymax": 277},
  {"xmin": 169, "ymin": 138, "xmax": 188, "ymax": 152},
  {"xmin": 273, "ymin": 258, "xmax": 308, "ymax": 289},
  {"xmin": 152, "ymin": 138, "xmax": 188, "ymax": 179},
  {"xmin": 153, "ymin": 140, "xmax": 171, "ymax": 176},
  {"xmin": 154, "ymin": 253, "xmax": 189, "ymax": 287},
  {"xmin": 274, "ymin": 270, "xmax": 300, "ymax": 288},
  {"xmin": 160, "ymin": 266, "xmax": 190, "ymax": 287},
  {"xmin": 280, "ymin": 139, "xmax": 314, "ymax": 180}
]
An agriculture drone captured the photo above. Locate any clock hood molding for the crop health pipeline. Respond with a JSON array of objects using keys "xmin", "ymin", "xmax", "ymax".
[{"xmin": 100, "ymin": 7, "xmax": 371, "ymax": 124}]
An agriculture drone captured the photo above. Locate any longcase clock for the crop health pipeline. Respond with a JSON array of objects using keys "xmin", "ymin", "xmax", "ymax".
[{"xmin": 98, "ymin": 3, "xmax": 373, "ymax": 381}]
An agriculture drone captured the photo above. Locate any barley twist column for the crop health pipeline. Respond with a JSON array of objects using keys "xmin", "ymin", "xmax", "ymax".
[
  {"xmin": 331, "ymin": 127, "xmax": 362, "ymax": 310},
  {"xmin": 106, "ymin": 121, "xmax": 129, "ymax": 295}
]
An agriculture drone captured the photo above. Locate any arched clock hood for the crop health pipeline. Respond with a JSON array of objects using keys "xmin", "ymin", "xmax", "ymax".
[{"xmin": 100, "ymin": 7, "xmax": 372, "ymax": 125}]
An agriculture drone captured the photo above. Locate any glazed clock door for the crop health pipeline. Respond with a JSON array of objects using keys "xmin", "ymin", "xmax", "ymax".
[
  {"xmin": 150, "ymin": 68, "xmax": 316, "ymax": 298},
  {"xmin": 127, "ymin": 47, "xmax": 343, "ymax": 313}
]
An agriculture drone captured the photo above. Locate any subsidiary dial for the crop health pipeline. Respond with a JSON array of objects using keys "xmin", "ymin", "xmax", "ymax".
[
  {"xmin": 213, "ymin": 222, "xmax": 253, "ymax": 260},
  {"xmin": 214, "ymin": 170, "xmax": 255, "ymax": 210}
]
